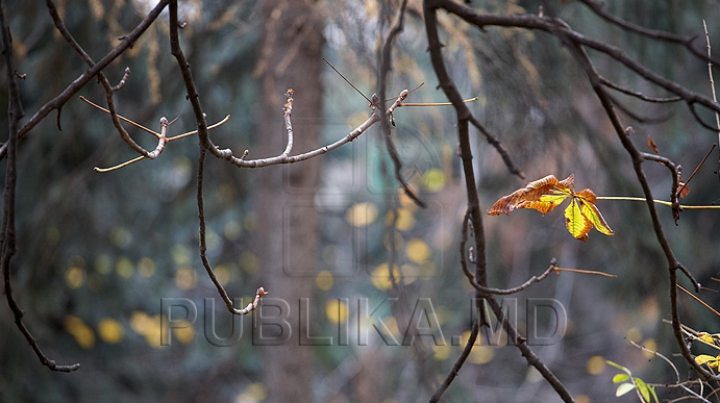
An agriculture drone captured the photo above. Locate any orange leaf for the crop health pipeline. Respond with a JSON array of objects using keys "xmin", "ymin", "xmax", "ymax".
[
  {"xmin": 647, "ymin": 136, "xmax": 659, "ymax": 153},
  {"xmin": 488, "ymin": 175, "xmax": 573, "ymax": 216}
]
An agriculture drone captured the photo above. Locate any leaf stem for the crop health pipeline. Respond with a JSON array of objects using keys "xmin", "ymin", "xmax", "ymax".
[{"xmin": 597, "ymin": 196, "xmax": 720, "ymax": 210}]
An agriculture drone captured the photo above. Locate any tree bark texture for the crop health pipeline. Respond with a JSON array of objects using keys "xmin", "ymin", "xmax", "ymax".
[{"xmin": 255, "ymin": 1, "xmax": 324, "ymax": 401}]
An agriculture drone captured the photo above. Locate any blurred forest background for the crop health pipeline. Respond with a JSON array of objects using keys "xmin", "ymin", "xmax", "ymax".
[{"xmin": 1, "ymin": 0, "xmax": 720, "ymax": 402}]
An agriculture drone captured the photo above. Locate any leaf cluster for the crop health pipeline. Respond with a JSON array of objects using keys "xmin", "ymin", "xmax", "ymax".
[{"xmin": 488, "ymin": 174, "xmax": 614, "ymax": 242}]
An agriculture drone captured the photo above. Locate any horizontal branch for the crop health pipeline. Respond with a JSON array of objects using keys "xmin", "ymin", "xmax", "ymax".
[{"xmin": 215, "ymin": 89, "xmax": 410, "ymax": 168}]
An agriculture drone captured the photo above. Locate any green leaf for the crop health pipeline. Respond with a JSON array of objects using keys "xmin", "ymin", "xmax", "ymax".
[
  {"xmin": 615, "ymin": 382, "xmax": 635, "ymax": 397},
  {"xmin": 635, "ymin": 378, "xmax": 651, "ymax": 403},
  {"xmin": 612, "ymin": 373, "xmax": 630, "ymax": 383},
  {"xmin": 605, "ymin": 360, "xmax": 631, "ymax": 375},
  {"xmin": 649, "ymin": 384, "xmax": 659, "ymax": 403}
]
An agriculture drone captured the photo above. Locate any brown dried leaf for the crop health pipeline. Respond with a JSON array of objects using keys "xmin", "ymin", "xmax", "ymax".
[
  {"xmin": 488, "ymin": 174, "xmax": 573, "ymax": 216},
  {"xmin": 647, "ymin": 135, "xmax": 659, "ymax": 153},
  {"xmin": 676, "ymin": 181, "xmax": 690, "ymax": 198}
]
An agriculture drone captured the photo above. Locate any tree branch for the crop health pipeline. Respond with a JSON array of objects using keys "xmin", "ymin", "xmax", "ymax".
[
  {"xmin": 0, "ymin": 0, "xmax": 172, "ymax": 161},
  {"xmin": 1, "ymin": 0, "xmax": 79, "ymax": 372},
  {"xmin": 423, "ymin": 1, "xmax": 573, "ymax": 401}
]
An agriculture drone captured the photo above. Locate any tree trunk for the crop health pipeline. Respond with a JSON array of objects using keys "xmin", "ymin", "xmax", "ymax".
[{"xmin": 255, "ymin": 1, "xmax": 323, "ymax": 401}]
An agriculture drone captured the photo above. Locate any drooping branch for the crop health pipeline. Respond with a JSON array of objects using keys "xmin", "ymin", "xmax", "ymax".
[
  {"xmin": 376, "ymin": 0, "xmax": 426, "ymax": 208},
  {"xmin": 196, "ymin": 146, "xmax": 268, "ymax": 315},
  {"xmin": 423, "ymin": 1, "xmax": 574, "ymax": 401},
  {"xmin": 0, "ymin": 0, "xmax": 79, "ymax": 373}
]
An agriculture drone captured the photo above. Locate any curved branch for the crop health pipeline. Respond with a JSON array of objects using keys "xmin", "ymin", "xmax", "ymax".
[
  {"xmin": 577, "ymin": 0, "xmax": 720, "ymax": 66},
  {"xmin": 196, "ymin": 146, "xmax": 267, "ymax": 315},
  {"xmin": 1, "ymin": 0, "xmax": 79, "ymax": 372},
  {"xmin": 433, "ymin": 0, "xmax": 720, "ymax": 122},
  {"xmin": 423, "ymin": 1, "xmax": 574, "ymax": 401}
]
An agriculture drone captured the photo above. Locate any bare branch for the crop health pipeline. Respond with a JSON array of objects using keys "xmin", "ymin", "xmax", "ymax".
[
  {"xmin": 1, "ymin": 0, "xmax": 79, "ymax": 373},
  {"xmin": 0, "ymin": 0, "xmax": 173, "ymax": 161},
  {"xmin": 600, "ymin": 76, "xmax": 682, "ymax": 103},
  {"xmin": 196, "ymin": 147, "xmax": 267, "ymax": 315},
  {"xmin": 423, "ymin": 1, "xmax": 573, "ymax": 401}
]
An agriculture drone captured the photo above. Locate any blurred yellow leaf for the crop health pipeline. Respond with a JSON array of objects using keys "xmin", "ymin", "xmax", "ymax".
[
  {"xmin": 586, "ymin": 355, "xmax": 606, "ymax": 375},
  {"xmin": 138, "ymin": 257, "xmax": 155, "ymax": 277},
  {"xmin": 65, "ymin": 315, "xmax": 95, "ymax": 349},
  {"xmin": 116, "ymin": 256, "xmax": 134, "ymax": 278},
  {"xmin": 433, "ymin": 344, "xmax": 452, "ymax": 360},
  {"xmin": 386, "ymin": 208, "xmax": 415, "ymax": 231},
  {"xmin": 316, "ymin": 270, "xmax": 334, "ymax": 291},
  {"xmin": 98, "ymin": 318, "xmax": 124, "ymax": 344},
  {"xmin": 371, "ymin": 264, "xmax": 400, "ymax": 290},
  {"xmin": 172, "ymin": 320, "xmax": 195, "ymax": 344},
  {"xmin": 469, "ymin": 345, "xmax": 494, "ymax": 364},
  {"xmin": 65, "ymin": 266, "xmax": 84, "ymax": 289},
  {"xmin": 326, "ymin": 300, "xmax": 349, "ymax": 324},
  {"xmin": 695, "ymin": 354, "xmax": 720, "ymax": 368},
  {"xmin": 346, "ymin": 202, "xmax": 378, "ymax": 227},
  {"xmin": 406, "ymin": 238, "xmax": 431, "ymax": 264},
  {"xmin": 423, "ymin": 168, "xmax": 445, "ymax": 192},
  {"xmin": 175, "ymin": 267, "xmax": 198, "ymax": 290}
]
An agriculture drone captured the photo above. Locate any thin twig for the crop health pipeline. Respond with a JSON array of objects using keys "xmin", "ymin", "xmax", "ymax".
[
  {"xmin": 703, "ymin": 20, "xmax": 720, "ymax": 181},
  {"xmin": 17, "ymin": 0, "xmax": 172, "ymax": 161},
  {"xmin": 600, "ymin": 76, "xmax": 682, "ymax": 103},
  {"xmin": 281, "ymin": 89, "xmax": 294, "ymax": 157},
  {"xmin": 91, "ymin": 114, "xmax": 231, "ymax": 172},
  {"xmin": 323, "ymin": 57, "xmax": 372, "ymax": 104},
  {"xmin": 377, "ymin": 0, "xmax": 426, "ymax": 209},
  {"xmin": 553, "ymin": 267, "xmax": 617, "ymax": 278},
  {"xmin": 677, "ymin": 284, "xmax": 720, "ymax": 318},
  {"xmin": 80, "ymin": 96, "xmax": 161, "ymax": 138}
]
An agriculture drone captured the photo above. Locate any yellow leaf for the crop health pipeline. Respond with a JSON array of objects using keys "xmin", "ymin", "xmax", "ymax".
[
  {"xmin": 564, "ymin": 198, "xmax": 592, "ymax": 242},
  {"xmin": 576, "ymin": 189, "xmax": 614, "ymax": 236},
  {"xmin": 695, "ymin": 354, "xmax": 720, "ymax": 367}
]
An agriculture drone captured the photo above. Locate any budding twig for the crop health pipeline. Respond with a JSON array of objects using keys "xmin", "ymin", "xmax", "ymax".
[
  {"xmin": 281, "ymin": 89, "xmax": 294, "ymax": 157},
  {"xmin": 83, "ymin": 95, "xmax": 231, "ymax": 172}
]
